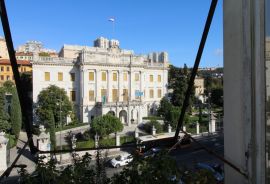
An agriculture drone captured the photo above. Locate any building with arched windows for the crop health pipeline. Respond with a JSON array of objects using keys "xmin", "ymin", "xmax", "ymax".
[{"xmin": 32, "ymin": 37, "xmax": 169, "ymax": 126}]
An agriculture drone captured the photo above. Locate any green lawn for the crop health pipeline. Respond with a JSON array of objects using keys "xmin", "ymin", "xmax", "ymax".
[
  {"xmin": 55, "ymin": 123, "xmax": 88, "ymax": 132},
  {"xmin": 76, "ymin": 135, "xmax": 136, "ymax": 149},
  {"xmin": 142, "ymin": 116, "xmax": 164, "ymax": 120}
]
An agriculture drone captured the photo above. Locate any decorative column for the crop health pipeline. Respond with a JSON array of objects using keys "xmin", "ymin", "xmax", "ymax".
[
  {"xmin": 71, "ymin": 135, "xmax": 77, "ymax": 152},
  {"xmin": 96, "ymin": 69, "xmax": 101, "ymax": 102},
  {"xmin": 94, "ymin": 133, "xmax": 100, "ymax": 148},
  {"xmin": 134, "ymin": 128, "xmax": 139, "ymax": 138},
  {"xmin": 183, "ymin": 126, "xmax": 186, "ymax": 132},
  {"xmin": 107, "ymin": 70, "xmax": 112, "ymax": 102},
  {"xmin": 115, "ymin": 132, "xmax": 120, "ymax": 146},
  {"xmin": 211, "ymin": 112, "xmax": 216, "ymax": 133},
  {"xmin": 37, "ymin": 125, "xmax": 50, "ymax": 163},
  {"xmin": 196, "ymin": 121, "xmax": 200, "ymax": 134},
  {"xmin": 152, "ymin": 125, "xmax": 156, "ymax": 136},
  {"xmin": 168, "ymin": 124, "xmax": 172, "ymax": 133},
  {"xmin": 0, "ymin": 132, "xmax": 8, "ymax": 171}
]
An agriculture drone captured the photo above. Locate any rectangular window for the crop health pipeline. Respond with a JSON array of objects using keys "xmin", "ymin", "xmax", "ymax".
[
  {"xmin": 113, "ymin": 72, "xmax": 117, "ymax": 81},
  {"xmin": 6, "ymin": 66, "xmax": 9, "ymax": 72},
  {"xmin": 45, "ymin": 72, "xmax": 50, "ymax": 81},
  {"xmin": 135, "ymin": 73, "xmax": 140, "ymax": 81},
  {"xmin": 123, "ymin": 89, "xmax": 128, "ymax": 102},
  {"xmin": 158, "ymin": 75, "xmax": 161, "ymax": 82},
  {"xmin": 0, "ymin": 67, "xmax": 4, "ymax": 72},
  {"xmin": 58, "ymin": 72, "xmax": 63, "ymax": 81},
  {"xmin": 112, "ymin": 89, "xmax": 118, "ymax": 102},
  {"xmin": 150, "ymin": 75, "xmax": 154, "ymax": 82},
  {"xmin": 0, "ymin": 75, "xmax": 4, "ymax": 80},
  {"xmin": 123, "ymin": 73, "xmax": 128, "ymax": 81},
  {"xmin": 70, "ymin": 73, "xmax": 75, "ymax": 81},
  {"xmin": 6, "ymin": 76, "xmax": 10, "ymax": 80},
  {"xmin": 89, "ymin": 90, "xmax": 95, "ymax": 101},
  {"xmin": 102, "ymin": 71, "xmax": 107, "ymax": 81},
  {"xmin": 149, "ymin": 89, "xmax": 154, "ymax": 98},
  {"xmin": 89, "ymin": 72, "xmax": 94, "ymax": 81},
  {"xmin": 158, "ymin": 89, "xmax": 162, "ymax": 98},
  {"xmin": 70, "ymin": 91, "xmax": 76, "ymax": 102}
]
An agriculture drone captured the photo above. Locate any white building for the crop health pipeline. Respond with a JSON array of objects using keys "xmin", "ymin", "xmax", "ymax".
[
  {"xmin": 194, "ymin": 77, "xmax": 205, "ymax": 103},
  {"xmin": 32, "ymin": 37, "xmax": 169, "ymax": 126}
]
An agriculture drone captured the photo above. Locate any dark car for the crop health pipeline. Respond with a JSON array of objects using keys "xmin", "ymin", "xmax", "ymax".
[
  {"xmin": 196, "ymin": 163, "xmax": 224, "ymax": 182},
  {"xmin": 142, "ymin": 147, "xmax": 162, "ymax": 158}
]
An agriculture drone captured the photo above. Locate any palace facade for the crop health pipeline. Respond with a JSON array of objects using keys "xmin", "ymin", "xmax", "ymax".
[{"xmin": 32, "ymin": 37, "xmax": 169, "ymax": 126}]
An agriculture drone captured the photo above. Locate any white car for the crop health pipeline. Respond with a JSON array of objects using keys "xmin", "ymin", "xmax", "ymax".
[{"xmin": 110, "ymin": 153, "xmax": 133, "ymax": 168}]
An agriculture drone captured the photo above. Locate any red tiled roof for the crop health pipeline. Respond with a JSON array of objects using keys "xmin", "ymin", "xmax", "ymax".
[
  {"xmin": 0, "ymin": 59, "xmax": 31, "ymax": 66},
  {"xmin": 15, "ymin": 52, "xmax": 33, "ymax": 56}
]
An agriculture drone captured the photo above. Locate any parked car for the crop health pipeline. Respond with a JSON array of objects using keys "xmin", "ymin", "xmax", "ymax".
[
  {"xmin": 196, "ymin": 163, "xmax": 224, "ymax": 182},
  {"xmin": 110, "ymin": 153, "xmax": 133, "ymax": 168},
  {"xmin": 142, "ymin": 147, "xmax": 162, "ymax": 158}
]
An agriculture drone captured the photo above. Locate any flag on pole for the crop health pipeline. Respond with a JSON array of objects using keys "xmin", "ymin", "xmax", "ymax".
[{"xmin": 108, "ymin": 17, "xmax": 115, "ymax": 22}]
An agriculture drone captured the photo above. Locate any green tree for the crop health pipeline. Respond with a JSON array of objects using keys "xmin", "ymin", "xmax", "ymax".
[
  {"xmin": 157, "ymin": 97, "xmax": 172, "ymax": 117},
  {"xmin": 36, "ymin": 85, "xmax": 73, "ymax": 127},
  {"xmin": 9, "ymin": 87, "xmax": 22, "ymax": 138},
  {"xmin": 165, "ymin": 106, "xmax": 181, "ymax": 130},
  {"xmin": 20, "ymin": 72, "xmax": 33, "ymax": 129},
  {"xmin": 2, "ymin": 81, "xmax": 22, "ymax": 137},
  {"xmin": 0, "ymin": 88, "xmax": 10, "ymax": 132},
  {"xmin": 210, "ymin": 88, "xmax": 223, "ymax": 107},
  {"xmin": 168, "ymin": 64, "xmax": 194, "ymax": 109},
  {"xmin": 143, "ymin": 119, "xmax": 163, "ymax": 134},
  {"xmin": 91, "ymin": 114, "xmax": 123, "ymax": 137},
  {"xmin": 111, "ymin": 151, "xmax": 180, "ymax": 184}
]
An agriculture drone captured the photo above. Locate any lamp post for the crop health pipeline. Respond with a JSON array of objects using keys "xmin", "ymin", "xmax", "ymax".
[
  {"xmin": 95, "ymin": 133, "xmax": 100, "ymax": 148},
  {"xmin": 56, "ymin": 98, "xmax": 63, "ymax": 163}
]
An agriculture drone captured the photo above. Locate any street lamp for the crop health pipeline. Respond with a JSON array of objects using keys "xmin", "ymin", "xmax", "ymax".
[
  {"xmin": 94, "ymin": 133, "xmax": 100, "ymax": 148},
  {"xmin": 56, "ymin": 98, "xmax": 63, "ymax": 163}
]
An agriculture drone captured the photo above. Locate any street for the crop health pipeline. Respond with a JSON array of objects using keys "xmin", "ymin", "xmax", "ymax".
[{"xmin": 105, "ymin": 132, "xmax": 224, "ymax": 178}]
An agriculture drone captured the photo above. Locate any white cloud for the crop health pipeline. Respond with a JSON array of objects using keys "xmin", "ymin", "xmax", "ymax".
[{"xmin": 214, "ymin": 48, "xmax": 223, "ymax": 56}]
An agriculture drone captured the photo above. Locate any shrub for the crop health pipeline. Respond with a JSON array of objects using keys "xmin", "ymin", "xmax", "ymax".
[{"xmin": 143, "ymin": 120, "xmax": 163, "ymax": 134}]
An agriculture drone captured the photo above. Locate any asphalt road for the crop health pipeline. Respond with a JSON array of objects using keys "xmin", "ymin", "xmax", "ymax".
[{"xmin": 105, "ymin": 132, "xmax": 224, "ymax": 178}]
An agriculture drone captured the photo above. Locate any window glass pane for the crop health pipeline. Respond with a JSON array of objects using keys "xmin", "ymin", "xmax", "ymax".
[
  {"xmin": 70, "ymin": 73, "xmax": 75, "ymax": 81},
  {"xmin": 112, "ymin": 89, "xmax": 118, "ymax": 102},
  {"xmin": 158, "ymin": 75, "xmax": 161, "ymax": 82},
  {"xmin": 70, "ymin": 91, "xmax": 76, "ymax": 101},
  {"xmin": 58, "ymin": 72, "xmax": 63, "ymax": 81},
  {"xmin": 149, "ymin": 89, "xmax": 154, "ymax": 98},
  {"xmin": 102, "ymin": 71, "xmax": 107, "ymax": 81},
  {"xmin": 113, "ymin": 72, "xmax": 117, "ymax": 81},
  {"xmin": 158, "ymin": 89, "xmax": 162, "ymax": 98},
  {"xmin": 150, "ymin": 74, "xmax": 153, "ymax": 82},
  {"xmin": 135, "ymin": 73, "xmax": 139, "ymax": 81},
  {"xmin": 123, "ymin": 89, "xmax": 128, "ymax": 102},
  {"xmin": 89, "ymin": 72, "xmax": 94, "ymax": 81},
  {"xmin": 45, "ymin": 72, "xmax": 50, "ymax": 81},
  {"xmin": 89, "ymin": 90, "xmax": 95, "ymax": 101}
]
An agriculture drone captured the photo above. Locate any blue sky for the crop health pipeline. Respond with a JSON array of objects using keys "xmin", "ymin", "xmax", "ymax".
[{"xmin": 1, "ymin": 1, "xmax": 223, "ymax": 67}]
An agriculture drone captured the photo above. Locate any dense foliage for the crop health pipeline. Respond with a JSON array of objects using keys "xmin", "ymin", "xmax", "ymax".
[
  {"xmin": 0, "ymin": 81, "xmax": 22, "ymax": 138},
  {"xmin": 0, "ymin": 88, "xmax": 10, "ymax": 132},
  {"xmin": 36, "ymin": 85, "xmax": 73, "ymax": 127},
  {"xmin": 18, "ymin": 151, "xmax": 217, "ymax": 184},
  {"xmin": 143, "ymin": 119, "xmax": 163, "ymax": 134},
  {"xmin": 91, "ymin": 114, "xmax": 123, "ymax": 137},
  {"xmin": 168, "ymin": 64, "xmax": 195, "ymax": 109}
]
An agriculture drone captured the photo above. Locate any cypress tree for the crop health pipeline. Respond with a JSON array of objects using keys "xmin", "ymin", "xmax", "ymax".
[
  {"xmin": 10, "ymin": 88, "xmax": 22, "ymax": 138},
  {"xmin": 0, "ymin": 88, "xmax": 10, "ymax": 132},
  {"xmin": 48, "ymin": 111, "xmax": 56, "ymax": 150}
]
